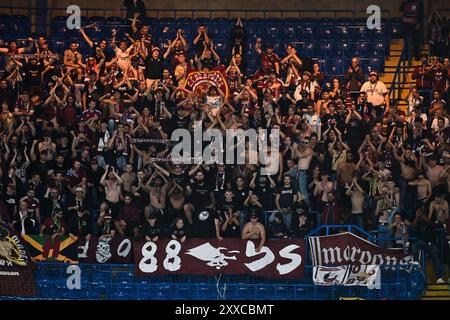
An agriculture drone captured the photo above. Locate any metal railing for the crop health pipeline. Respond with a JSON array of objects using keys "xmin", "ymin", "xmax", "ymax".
[{"xmin": 388, "ymin": 39, "xmax": 410, "ymax": 103}]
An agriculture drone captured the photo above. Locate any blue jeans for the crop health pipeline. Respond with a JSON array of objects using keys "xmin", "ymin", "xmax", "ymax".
[
  {"xmin": 377, "ymin": 223, "xmax": 392, "ymax": 248},
  {"xmin": 298, "ymin": 170, "xmax": 309, "ymax": 205}
]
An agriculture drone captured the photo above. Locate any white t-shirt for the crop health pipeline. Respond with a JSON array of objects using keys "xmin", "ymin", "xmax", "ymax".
[
  {"xmin": 114, "ymin": 46, "xmax": 133, "ymax": 71},
  {"xmin": 360, "ymin": 81, "xmax": 388, "ymax": 107}
]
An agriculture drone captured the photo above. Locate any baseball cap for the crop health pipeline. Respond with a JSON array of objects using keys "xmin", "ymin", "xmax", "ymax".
[
  {"xmin": 75, "ymin": 187, "xmax": 84, "ymax": 193},
  {"xmin": 152, "ymin": 46, "xmax": 160, "ymax": 52},
  {"xmin": 369, "ymin": 71, "xmax": 378, "ymax": 77}
]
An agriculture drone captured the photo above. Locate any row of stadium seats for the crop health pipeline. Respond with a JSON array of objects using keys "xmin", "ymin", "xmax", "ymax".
[
  {"xmin": 0, "ymin": 15, "xmax": 390, "ymax": 76},
  {"xmin": 49, "ymin": 16, "xmax": 401, "ymax": 41},
  {"xmin": 0, "ymin": 14, "xmax": 29, "ymax": 37},
  {"xmin": 0, "ymin": 14, "xmax": 403, "ymax": 40}
]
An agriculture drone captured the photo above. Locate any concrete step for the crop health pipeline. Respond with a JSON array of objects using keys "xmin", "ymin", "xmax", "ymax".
[
  {"xmin": 421, "ymin": 297, "xmax": 450, "ymax": 300},
  {"xmin": 424, "ymin": 290, "xmax": 450, "ymax": 297},
  {"xmin": 427, "ymin": 285, "xmax": 449, "ymax": 291}
]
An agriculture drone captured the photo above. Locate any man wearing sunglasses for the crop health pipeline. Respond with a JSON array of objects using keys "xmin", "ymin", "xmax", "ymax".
[{"xmin": 241, "ymin": 210, "xmax": 266, "ymax": 253}]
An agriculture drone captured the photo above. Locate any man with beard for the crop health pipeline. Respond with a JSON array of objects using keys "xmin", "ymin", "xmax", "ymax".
[
  {"xmin": 185, "ymin": 170, "xmax": 215, "ymax": 224},
  {"xmin": 217, "ymin": 190, "xmax": 240, "ymax": 238},
  {"xmin": 249, "ymin": 173, "xmax": 276, "ymax": 210}
]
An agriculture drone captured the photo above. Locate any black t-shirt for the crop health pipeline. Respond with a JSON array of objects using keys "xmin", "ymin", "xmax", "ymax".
[
  {"xmin": 171, "ymin": 225, "xmax": 188, "ymax": 240},
  {"xmin": 170, "ymin": 170, "xmax": 189, "ymax": 188},
  {"xmin": 98, "ymin": 219, "xmax": 116, "ymax": 237},
  {"xmin": 232, "ymin": 186, "xmax": 249, "ymax": 210},
  {"xmin": 170, "ymin": 114, "xmax": 190, "ymax": 132},
  {"xmin": 192, "ymin": 208, "xmax": 219, "ymax": 238},
  {"xmin": 144, "ymin": 56, "xmax": 164, "ymax": 79},
  {"xmin": 276, "ymin": 184, "xmax": 295, "ymax": 208},
  {"xmin": 252, "ymin": 183, "xmax": 275, "ymax": 210},
  {"xmin": 141, "ymin": 221, "xmax": 161, "ymax": 239},
  {"xmin": 189, "ymin": 180, "xmax": 212, "ymax": 208},
  {"xmin": 24, "ymin": 62, "xmax": 44, "ymax": 87}
]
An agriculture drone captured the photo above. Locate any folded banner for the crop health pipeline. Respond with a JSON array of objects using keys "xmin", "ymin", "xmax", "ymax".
[
  {"xmin": 22, "ymin": 234, "xmax": 78, "ymax": 263},
  {"xmin": 308, "ymin": 232, "xmax": 413, "ymax": 267},
  {"xmin": 134, "ymin": 238, "xmax": 306, "ymax": 279},
  {"xmin": 0, "ymin": 223, "xmax": 37, "ymax": 296},
  {"xmin": 313, "ymin": 265, "xmax": 381, "ymax": 289},
  {"xmin": 78, "ymin": 236, "xmax": 133, "ymax": 264}
]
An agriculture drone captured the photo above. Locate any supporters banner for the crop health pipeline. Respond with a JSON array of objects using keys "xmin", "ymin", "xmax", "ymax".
[
  {"xmin": 22, "ymin": 234, "xmax": 78, "ymax": 263},
  {"xmin": 77, "ymin": 236, "xmax": 133, "ymax": 264},
  {"xmin": 313, "ymin": 265, "xmax": 381, "ymax": 289},
  {"xmin": 183, "ymin": 69, "xmax": 229, "ymax": 99},
  {"xmin": 134, "ymin": 238, "xmax": 306, "ymax": 279},
  {"xmin": 0, "ymin": 223, "xmax": 37, "ymax": 296},
  {"xmin": 308, "ymin": 232, "xmax": 413, "ymax": 267}
]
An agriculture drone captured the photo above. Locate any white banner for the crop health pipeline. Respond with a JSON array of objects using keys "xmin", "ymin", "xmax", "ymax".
[{"xmin": 313, "ymin": 265, "xmax": 381, "ymax": 289}]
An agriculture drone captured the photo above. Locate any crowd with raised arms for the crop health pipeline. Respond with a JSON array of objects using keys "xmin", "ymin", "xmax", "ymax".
[{"xmin": 0, "ymin": 14, "xmax": 449, "ymax": 275}]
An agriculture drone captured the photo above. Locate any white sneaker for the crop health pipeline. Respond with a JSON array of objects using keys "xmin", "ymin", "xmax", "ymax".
[{"xmin": 436, "ymin": 278, "xmax": 446, "ymax": 284}]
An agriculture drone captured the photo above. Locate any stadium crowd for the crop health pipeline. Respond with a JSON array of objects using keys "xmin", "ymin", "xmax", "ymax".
[{"xmin": 0, "ymin": 12, "xmax": 449, "ymax": 279}]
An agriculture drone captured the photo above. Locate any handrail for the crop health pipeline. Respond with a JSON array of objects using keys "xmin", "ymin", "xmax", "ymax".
[{"xmin": 388, "ymin": 39, "xmax": 407, "ymax": 103}]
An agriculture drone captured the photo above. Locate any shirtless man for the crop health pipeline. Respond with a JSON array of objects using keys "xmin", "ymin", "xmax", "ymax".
[
  {"xmin": 440, "ymin": 164, "xmax": 450, "ymax": 195},
  {"xmin": 428, "ymin": 194, "xmax": 449, "ymax": 225},
  {"xmin": 421, "ymin": 155, "xmax": 445, "ymax": 194},
  {"xmin": 241, "ymin": 211, "xmax": 266, "ymax": 253},
  {"xmin": 100, "ymin": 165, "xmax": 123, "ymax": 220},
  {"xmin": 408, "ymin": 171, "xmax": 432, "ymax": 208},
  {"xmin": 145, "ymin": 166, "xmax": 169, "ymax": 224},
  {"xmin": 346, "ymin": 177, "xmax": 365, "ymax": 227},
  {"xmin": 296, "ymin": 138, "xmax": 313, "ymax": 204},
  {"xmin": 337, "ymin": 153, "xmax": 357, "ymax": 199},
  {"xmin": 167, "ymin": 182, "xmax": 187, "ymax": 223},
  {"xmin": 392, "ymin": 143, "xmax": 418, "ymax": 218},
  {"xmin": 121, "ymin": 163, "xmax": 137, "ymax": 193}
]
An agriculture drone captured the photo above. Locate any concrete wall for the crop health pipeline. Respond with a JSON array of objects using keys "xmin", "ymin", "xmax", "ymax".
[{"xmin": 1, "ymin": 0, "xmax": 449, "ymax": 18}]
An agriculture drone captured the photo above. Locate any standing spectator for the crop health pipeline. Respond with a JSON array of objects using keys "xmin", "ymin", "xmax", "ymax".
[
  {"xmin": 412, "ymin": 206, "xmax": 447, "ymax": 284},
  {"xmin": 124, "ymin": 0, "xmax": 146, "ymax": 20},
  {"xmin": 360, "ymin": 71, "xmax": 389, "ymax": 115},
  {"xmin": 241, "ymin": 210, "xmax": 266, "ymax": 253},
  {"xmin": 345, "ymin": 57, "xmax": 365, "ymax": 100}
]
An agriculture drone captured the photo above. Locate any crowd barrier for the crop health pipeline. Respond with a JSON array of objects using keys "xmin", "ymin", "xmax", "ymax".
[{"xmin": 2, "ymin": 262, "xmax": 425, "ymax": 300}]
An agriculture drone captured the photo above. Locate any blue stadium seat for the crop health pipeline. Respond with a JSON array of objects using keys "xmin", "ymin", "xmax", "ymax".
[
  {"xmin": 335, "ymin": 26, "xmax": 350, "ymax": 40},
  {"xmin": 299, "ymin": 17, "xmax": 317, "ymax": 26},
  {"xmin": 336, "ymin": 42, "xmax": 351, "ymax": 58},
  {"xmin": 176, "ymin": 17, "xmax": 193, "ymax": 38},
  {"xmin": 326, "ymin": 59, "xmax": 343, "ymax": 75},
  {"xmin": 142, "ymin": 17, "xmax": 159, "ymax": 35},
  {"xmin": 353, "ymin": 25, "xmax": 366, "ymax": 40},
  {"xmin": 211, "ymin": 18, "xmax": 229, "ymax": 39},
  {"xmin": 105, "ymin": 16, "xmax": 126, "ymax": 38},
  {"xmin": 52, "ymin": 16, "xmax": 69, "ymax": 38},
  {"xmin": 320, "ymin": 25, "xmax": 335, "ymax": 39},
  {"xmin": 321, "ymin": 42, "xmax": 337, "ymax": 58},
  {"xmin": 158, "ymin": 17, "xmax": 176, "ymax": 39},
  {"xmin": 354, "ymin": 42, "xmax": 368, "ymax": 57},
  {"xmin": 302, "ymin": 42, "xmax": 316, "ymax": 56},
  {"xmin": 193, "ymin": 17, "xmax": 211, "ymax": 31},
  {"xmin": 12, "ymin": 15, "xmax": 29, "ymax": 37},
  {"xmin": 301, "ymin": 26, "xmax": 316, "ymax": 40},
  {"xmin": 214, "ymin": 40, "xmax": 227, "ymax": 56},
  {"xmin": 282, "ymin": 18, "xmax": 300, "ymax": 41},
  {"xmin": 266, "ymin": 18, "xmax": 282, "ymax": 41},
  {"xmin": 0, "ymin": 14, "xmax": 11, "ymax": 36},
  {"xmin": 247, "ymin": 17, "xmax": 265, "ymax": 38},
  {"xmin": 336, "ymin": 17, "xmax": 353, "ymax": 26},
  {"xmin": 86, "ymin": 16, "xmax": 106, "ymax": 39}
]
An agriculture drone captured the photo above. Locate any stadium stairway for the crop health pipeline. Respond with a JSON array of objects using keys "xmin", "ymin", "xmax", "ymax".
[
  {"xmin": 421, "ymin": 284, "xmax": 450, "ymax": 300},
  {"xmin": 380, "ymin": 40, "xmax": 431, "ymax": 112}
]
